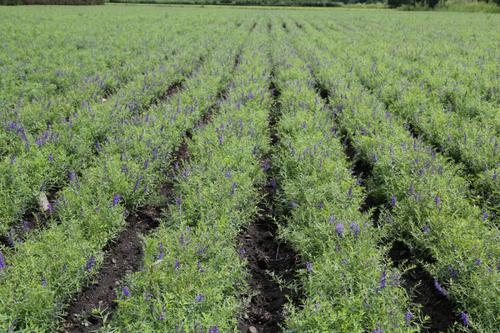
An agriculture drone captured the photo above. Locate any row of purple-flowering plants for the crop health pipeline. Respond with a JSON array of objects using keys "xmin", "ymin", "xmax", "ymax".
[
  {"xmin": 107, "ymin": 27, "xmax": 273, "ymax": 332},
  {"xmin": 335, "ymin": 29, "xmax": 499, "ymax": 219},
  {"xmin": 0, "ymin": 20, "xmax": 226, "ymax": 237},
  {"xmin": 292, "ymin": 22, "xmax": 498, "ymax": 332},
  {"xmin": 269, "ymin": 26, "xmax": 422, "ymax": 333},
  {"xmin": 318, "ymin": 14, "xmax": 498, "ymax": 122},
  {"xmin": 0, "ymin": 9, "xmax": 155, "ymax": 122},
  {"xmin": 0, "ymin": 24, "xmax": 249, "ymax": 332},
  {"xmin": 0, "ymin": 10, "xmax": 193, "ymax": 144}
]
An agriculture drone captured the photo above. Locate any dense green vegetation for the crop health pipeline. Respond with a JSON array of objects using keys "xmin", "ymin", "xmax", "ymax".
[{"xmin": 0, "ymin": 5, "xmax": 498, "ymax": 333}]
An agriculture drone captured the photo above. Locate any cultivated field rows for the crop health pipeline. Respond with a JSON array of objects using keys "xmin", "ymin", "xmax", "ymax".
[{"xmin": 0, "ymin": 6, "xmax": 498, "ymax": 333}]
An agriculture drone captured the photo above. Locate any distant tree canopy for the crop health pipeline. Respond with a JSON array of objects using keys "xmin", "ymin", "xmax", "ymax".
[
  {"xmin": 1, "ymin": 0, "xmax": 103, "ymax": 4},
  {"xmin": 388, "ymin": 0, "xmax": 499, "ymax": 8}
]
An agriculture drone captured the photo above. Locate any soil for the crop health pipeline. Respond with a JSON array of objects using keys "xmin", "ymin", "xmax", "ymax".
[
  {"xmin": 237, "ymin": 184, "xmax": 300, "ymax": 333},
  {"xmin": 62, "ymin": 209, "xmax": 159, "ymax": 333},
  {"xmin": 389, "ymin": 241, "xmax": 458, "ymax": 332},
  {"xmin": 237, "ymin": 75, "xmax": 300, "ymax": 333}
]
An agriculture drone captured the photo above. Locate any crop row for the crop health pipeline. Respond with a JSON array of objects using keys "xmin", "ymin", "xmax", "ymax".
[
  {"xmin": 289, "ymin": 21, "xmax": 498, "ymax": 332},
  {"xmin": 106, "ymin": 22, "xmax": 272, "ymax": 332},
  {"xmin": 318, "ymin": 13, "xmax": 498, "ymax": 113},
  {"xmin": 269, "ymin": 24, "xmax": 421, "ymax": 332},
  {"xmin": 0, "ymin": 19, "xmax": 241, "ymax": 238},
  {"xmin": 318, "ymin": 23, "xmax": 499, "ymax": 217},
  {"xmin": 0, "ymin": 21, "xmax": 250, "ymax": 332}
]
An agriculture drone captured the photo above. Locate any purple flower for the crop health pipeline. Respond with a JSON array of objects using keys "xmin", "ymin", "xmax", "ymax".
[
  {"xmin": 448, "ymin": 265, "xmax": 458, "ymax": 279},
  {"xmin": 174, "ymin": 260, "xmax": 180, "ymax": 270},
  {"xmin": 404, "ymin": 312, "xmax": 413, "ymax": 325},
  {"xmin": 230, "ymin": 182, "xmax": 237, "ymax": 195},
  {"xmin": 143, "ymin": 159, "xmax": 149, "ymax": 169},
  {"xmin": 208, "ymin": 326, "xmax": 219, "ymax": 333},
  {"xmin": 41, "ymin": 278, "xmax": 47, "ymax": 288},
  {"xmin": 379, "ymin": 272, "xmax": 387, "ymax": 289},
  {"xmin": 0, "ymin": 250, "xmax": 5, "ymax": 270},
  {"xmin": 197, "ymin": 261, "xmax": 205, "ymax": 273},
  {"xmin": 329, "ymin": 215, "xmax": 335, "ymax": 224},
  {"xmin": 482, "ymin": 211, "xmax": 489, "ymax": 221},
  {"xmin": 335, "ymin": 223, "xmax": 344, "ymax": 236},
  {"xmin": 459, "ymin": 311, "xmax": 469, "ymax": 326},
  {"xmin": 373, "ymin": 329, "xmax": 382, "ymax": 333},
  {"xmin": 123, "ymin": 286, "xmax": 130, "ymax": 297},
  {"xmin": 195, "ymin": 294, "xmax": 205, "ymax": 302},
  {"xmin": 157, "ymin": 243, "xmax": 165, "ymax": 260},
  {"xmin": 49, "ymin": 153, "xmax": 54, "ymax": 162},
  {"xmin": 262, "ymin": 160, "xmax": 270, "ymax": 172},
  {"xmin": 422, "ymin": 225, "xmax": 430, "ymax": 234},
  {"xmin": 133, "ymin": 175, "xmax": 143, "ymax": 193},
  {"xmin": 176, "ymin": 197, "xmax": 182, "ymax": 206},
  {"xmin": 493, "ymin": 170, "xmax": 497, "ymax": 181},
  {"xmin": 350, "ymin": 222, "xmax": 360, "ymax": 236},
  {"xmin": 434, "ymin": 279, "xmax": 448, "ymax": 296},
  {"xmin": 86, "ymin": 255, "xmax": 95, "ymax": 272},
  {"xmin": 341, "ymin": 258, "xmax": 348, "ymax": 265},
  {"xmin": 347, "ymin": 186, "xmax": 353, "ymax": 198},
  {"xmin": 225, "ymin": 171, "xmax": 232, "ymax": 178},
  {"xmin": 113, "ymin": 194, "xmax": 121, "ymax": 206},
  {"xmin": 391, "ymin": 195, "xmax": 397, "ymax": 207},
  {"xmin": 270, "ymin": 178, "xmax": 277, "ymax": 189},
  {"xmin": 475, "ymin": 259, "xmax": 482, "ymax": 265},
  {"xmin": 435, "ymin": 195, "xmax": 440, "ymax": 207},
  {"xmin": 306, "ymin": 262, "xmax": 313, "ymax": 272}
]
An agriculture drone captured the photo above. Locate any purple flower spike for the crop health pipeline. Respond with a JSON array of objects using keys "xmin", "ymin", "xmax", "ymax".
[
  {"xmin": 335, "ymin": 223, "xmax": 344, "ymax": 236},
  {"xmin": 459, "ymin": 312, "xmax": 469, "ymax": 327},
  {"xmin": 405, "ymin": 312, "xmax": 413, "ymax": 325},
  {"xmin": 350, "ymin": 222, "xmax": 360, "ymax": 236},
  {"xmin": 379, "ymin": 272, "xmax": 387, "ymax": 289},
  {"xmin": 391, "ymin": 195, "xmax": 397, "ymax": 207},
  {"xmin": 305, "ymin": 262, "xmax": 313, "ymax": 272},
  {"xmin": 123, "ymin": 286, "xmax": 130, "ymax": 297},
  {"xmin": 174, "ymin": 260, "xmax": 180, "ymax": 271},
  {"xmin": 373, "ymin": 329, "xmax": 382, "ymax": 333},
  {"xmin": 208, "ymin": 326, "xmax": 219, "ymax": 333},
  {"xmin": 0, "ymin": 250, "xmax": 5, "ymax": 270},
  {"xmin": 86, "ymin": 255, "xmax": 95, "ymax": 272},
  {"xmin": 422, "ymin": 225, "xmax": 430, "ymax": 234},
  {"xmin": 435, "ymin": 195, "xmax": 440, "ymax": 207},
  {"xmin": 49, "ymin": 153, "xmax": 54, "ymax": 162},
  {"xmin": 482, "ymin": 211, "xmax": 489, "ymax": 221},
  {"xmin": 113, "ymin": 194, "xmax": 121, "ymax": 206},
  {"xmin": 176, "ymin": 197, "xmax": 182, "ymax": 206},
  {"xmin": 197, "ymin": 261, "xmax": 205, "ymax": 273},
  {"xmin": 434, "ymin": 279, "xmax": 448, "ymax": 296},
  {"xmin": 230, "ymin": 182, "xmax": 237, "ymax": 195},
  {"xmin": 475, "ymin": 259, "xmax": 482, "ymax": 265},
  {"xmin": 157, "ymin": 242, "xmax": 165, "ymax": 260},
  {"xmin": 195, "ymin": 294, "xmax": 205, "ymax": 302}
]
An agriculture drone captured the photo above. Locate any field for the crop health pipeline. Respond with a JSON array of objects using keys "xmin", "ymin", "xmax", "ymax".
[{"xmin": 0, "ymin": 5, "xmax": 499, "ymax": 333}]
